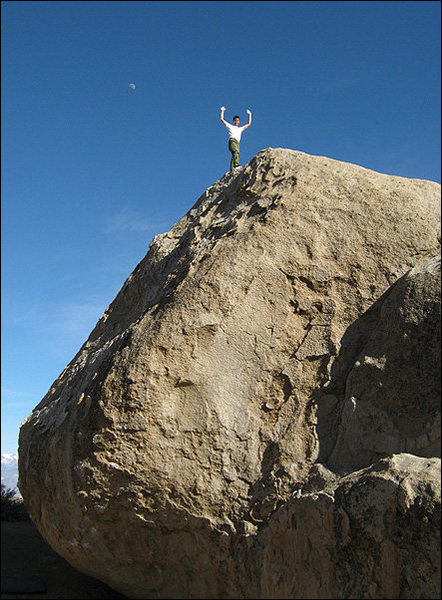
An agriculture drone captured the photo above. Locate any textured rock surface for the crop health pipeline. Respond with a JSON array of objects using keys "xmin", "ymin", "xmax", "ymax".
[
  {"xmin": 261, "ymin": 454, "xmax": 441, "ymax": 599},
  {"xmin": 18, "ymin": 149, "xmax": 441, "ymax": 598},
  {"xmin": 329, "ymin": 254, "xmax": 441, "ymax": 472}
]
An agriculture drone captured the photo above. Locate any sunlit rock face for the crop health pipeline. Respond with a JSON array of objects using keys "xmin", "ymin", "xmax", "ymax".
[{"xmin": 19, "ymin": 148, "xmax": 441, "ymax": 599}]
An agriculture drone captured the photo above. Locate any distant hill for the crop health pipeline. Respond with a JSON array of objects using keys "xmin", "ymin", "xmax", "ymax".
[{"xmin": 1, "ymin": 453, "xmax": 19, "ymax": 495}]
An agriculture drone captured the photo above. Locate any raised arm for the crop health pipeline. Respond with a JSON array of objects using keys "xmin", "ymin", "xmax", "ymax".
[
  {"xmin": 243, "ymin": 109, "xmax": 252, "ymax": 130},
  {"xmin": 220, "ymin": 106, "xmax": 229, "ymax": 126}
]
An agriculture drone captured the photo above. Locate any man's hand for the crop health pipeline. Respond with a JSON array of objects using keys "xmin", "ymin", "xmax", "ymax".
[
  {"xmin": 221, "ymin": 106, "xmax": 226, "ymax": 111},
  {"xmin": 246, "ymin": 109, "xmax": 251, "ymax": 115}
]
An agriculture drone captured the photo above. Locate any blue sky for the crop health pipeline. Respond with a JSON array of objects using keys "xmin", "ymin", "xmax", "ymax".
[{"xmin": 1, "ymin": 1, "xmax": 441, "ymax": 454}]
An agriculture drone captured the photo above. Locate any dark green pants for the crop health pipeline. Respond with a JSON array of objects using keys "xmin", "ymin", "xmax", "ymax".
[{"xmin": 228, "ymin": 138, "xmax": 240, "ymax": 171}]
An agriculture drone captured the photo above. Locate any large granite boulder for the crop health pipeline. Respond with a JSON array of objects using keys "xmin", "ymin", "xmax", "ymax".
[{"xmin": 18, "ymin": 149, "xmax": 441, "ymax": 598}]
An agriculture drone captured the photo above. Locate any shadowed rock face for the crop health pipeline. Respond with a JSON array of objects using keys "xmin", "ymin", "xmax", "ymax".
[
  {"xmin": 328, "ymin": 255, "xmax": 441, "ymax": 472},
  {"xmin": 18, "ymin": 149, "xmax": 441, "ymax": 599}
]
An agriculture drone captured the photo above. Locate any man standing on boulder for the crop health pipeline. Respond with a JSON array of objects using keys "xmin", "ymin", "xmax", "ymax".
[{"xmin": 220, "ymin": 107, "xmax": 252, "ymax": 172}]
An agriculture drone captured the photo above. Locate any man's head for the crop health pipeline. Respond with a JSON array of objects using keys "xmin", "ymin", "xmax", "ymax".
[{"xmin": 233, "ymin": 116, "xmax": 240, "ymax": 126}]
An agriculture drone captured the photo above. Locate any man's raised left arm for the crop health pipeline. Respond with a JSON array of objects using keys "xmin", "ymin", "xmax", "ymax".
[{"xmin": 243, "ymin": 109, "xmax": 252, "ymax": 129}]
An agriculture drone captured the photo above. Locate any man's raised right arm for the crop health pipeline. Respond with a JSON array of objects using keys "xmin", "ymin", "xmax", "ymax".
[{"xmin": 220, "ymin": 106, "xmax": 228, "ymax": 126}]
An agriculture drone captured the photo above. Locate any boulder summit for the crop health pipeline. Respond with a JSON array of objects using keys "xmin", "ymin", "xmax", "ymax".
[{"xmin": 19, "ymin": 148, "xmax": 441, "ymax": 598}]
